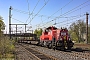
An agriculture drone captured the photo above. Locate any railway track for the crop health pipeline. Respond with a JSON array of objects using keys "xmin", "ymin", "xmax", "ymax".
[
  {"xmin": 20, "ymin": 44, "xmax": 57, "ymax": 60},
  {"xmin": 21, "ymin": 41, "xmax": 90, "ymax": 52},
  {"xmin": 74, "ymin": 43, "xmax": 90, "ymax": 49},
  {"xmin": 15, "ymin": 44, "xmax": 40, "ymax": 60},
  {"xmin": 20, "ymin": 43, "xmax": 90, "ymax": 60}
]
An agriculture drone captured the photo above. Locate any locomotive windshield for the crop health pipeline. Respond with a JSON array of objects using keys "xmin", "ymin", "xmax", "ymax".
[{"xmin": 61, "ymin": 32, "xmax": 66, "ymax": 36}]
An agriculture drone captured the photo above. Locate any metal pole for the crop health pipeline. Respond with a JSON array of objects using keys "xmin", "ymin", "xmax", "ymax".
[
  {"xmin": 32, "ymin": 30, "xmax": 33, "ymax": 40},
  {"xmin": 25, "ymin": 24, "xmax": 26, "ymax": 33},
  {"xmin": 9, "ymin": 6, "xmax": 12, "ymax": 39},
  {"xmin": 86, "ymin": 12, "xmax": 89, "ymax": 44},
  {"xmin": 16, "ymin": 25, "xmax": 17, "ymax": 41},
  {"xmin": 79, "ymin": 26, "xmax": 80, "ymax": 43}
]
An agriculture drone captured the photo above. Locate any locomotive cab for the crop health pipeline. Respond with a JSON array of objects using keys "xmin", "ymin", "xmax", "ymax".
[
  {"xmin": 39, "ymin": 26, "xmax": 57, "ymax": 47},
  {"xmin": 57, "ymin": 28, "xmax": 74, "ymax": 50}
]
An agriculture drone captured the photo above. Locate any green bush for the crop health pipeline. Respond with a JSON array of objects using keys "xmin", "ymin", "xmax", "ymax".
[{"xmin": 0, "ymin": 35, "xmax": 15, "ymax": 58}]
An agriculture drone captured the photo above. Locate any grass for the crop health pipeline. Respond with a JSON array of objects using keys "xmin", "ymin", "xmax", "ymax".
[
  {"xmin": 6, "ymin": 53, "xmax": 14, "ymax": 58},
  {"xmin": 0, "ymin": 53, "xmax": 15, "ymax": 60},
  {"xmin": 0, "ymin": 58, "xmax": 14, "ymax": 60}
]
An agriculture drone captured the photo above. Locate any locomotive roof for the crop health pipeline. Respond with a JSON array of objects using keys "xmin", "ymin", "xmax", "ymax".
[{"xmin": 46, "ymin": 26, "xmax": 57, "ymax": 30}]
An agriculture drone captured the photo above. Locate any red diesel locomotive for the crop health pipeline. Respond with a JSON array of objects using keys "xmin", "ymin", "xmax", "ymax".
[{"xmin": 39, "ymin": 26, "xmax": 74, "ymax": 50}]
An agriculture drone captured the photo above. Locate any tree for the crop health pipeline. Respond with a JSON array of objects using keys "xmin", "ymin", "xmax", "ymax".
[
  {"xmin": 0, "ymin": 16, "xmax": 15, "ymax": 58},
  {"xmin": 69, "ymin": 20, "xmax": 86, "ymax": 43},
  {"xmin": 0, "ymin": 36, "xmax": 15, "ymax": 58},
  {"xmin": 34, "ymin": 29, "xmax": 38, "ymax": 35},
  {"xmin": 0, "ymin": 16, "xmax": 5, "ymax": 35},
  {"xmin": 34, "ymin": 28, "xmax": 43, "ymax": 39}
]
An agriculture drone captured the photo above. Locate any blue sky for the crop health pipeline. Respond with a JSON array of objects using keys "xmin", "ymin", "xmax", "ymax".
[{"xmin": 0, "ymin": 0, "xmax": 90, "ymax": 33}]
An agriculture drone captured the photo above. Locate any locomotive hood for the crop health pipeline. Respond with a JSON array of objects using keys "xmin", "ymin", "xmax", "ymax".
[{"xmin": 46, "ymin": 26, "xmax": 57, "ymax": 30}]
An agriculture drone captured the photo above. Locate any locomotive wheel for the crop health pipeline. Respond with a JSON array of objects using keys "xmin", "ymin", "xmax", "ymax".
[
  {"xmin": 36, "ymin": 41, "xmax": 40, "ymax": 46},
  {"xmin": 52, "ymin": 46, "xmax": 56, "ymax": 50},
  {"xmin": 48, "ymin": 43, "xmax": 52, "ymax": 49},
  {"xmin": 44, "ymin": 41, "xmax": 47, "ymax": 47},
  {"xmin": 41, "ymin": 43, "xmax": 44, "ymax": 47},
  {"xmin": 40, "ymin": 41, "xmax": 44, "ymax": 47},
  {"xmin": 67, "ymin": 46, "xmax": 71, "ymax": 50},
  {"xmin": 60, "ymin": 47, "xmax": 65, "ymax": 51},
  {"xmin": 66, "ymin": 40, "xmax": 74, "ymax": 50}
]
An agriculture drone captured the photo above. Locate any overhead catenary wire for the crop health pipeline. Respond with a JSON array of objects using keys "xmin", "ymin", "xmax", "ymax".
[
  {"xmin": 57, "ymin": 0, "xmax": 90, "ymax": 18},
  {"xmin": 12, "ymin": 0, "xmax": 72, "ymax": 25},
  {"xmin": 31, "ymin": 0, "xmax": 40, "ymax": 18},
  {"xmin": 13, "ymin": 8, "xmax": 30, "ymax": 15},
  {"xmin": 39, "ymin": 16, "xmax": 78, "ymax": 27},
  {"xmin": 13, "ymin": 8, "xmax": 57, "ymax": 26},
  {"xmin": 34, "ymin": 8, "xmax": 90, "ymax": 29},
  {"xmin": 54, "ymin": 0, "xmax": 90, "ymax": 20},
  {"xmin": 25, "ymin": 0, "xmax": 31, "ymax": 23},
  {"xmin": 13, "ymin": 8, "xmax": 52, "ymax": 18},
  {"xmin": 38, "ymin": 4, "xmax": 90, "ymax": 24},
  {"xmin": 49, "ymin": 0, "xmax": 73, "ymax": 18},
  {"xmin": 28, "ymin": 0, "xmax": 50, "ymax": 25},
  {"xmin": 56, "ymin": 9, "xmax": 89, "ymax": 25},
  {"xmin": 13, "ymin": 7, "xmax": 59, "ymax": 25},
  {"xmin": 57, "ymin": 19, "xmax": 85, "ymax": 28},
  {"xmin": 43, "ymin": 17, "xmax": 85, "ymax": 29},
  {"xmin": 56, "ymin": 14, "xmax": 85, "ymax": 25},
  {"xmin": 41, "ymin": 0, "xmax": 73, "ymax": 23},
  {"xmin": 54, "ymin": 0, "xmax": 90, "ymax": 21},
  {"xmin": 44, "ymin": 0, "xmax": 46, "ymax": 4},
  {"xmin": 39, "ymin": 13, "xmax": 85, "ymax": 28},
  {"xmin": 39, "ymin": 2, "xmax": 89, "ymax": 28},
  {"xmin": 11, "ymin": 0, "xmax": 90, "ymax": 30},
  {"xmin": 12, "ymin": 17, "xmax": 25, "ymax": 23},
  {"xmin": 39, "ymin": 0, "xmax": 90, "ymax": 28},
  {"xmin": 44, "ymin": 8, "xmax": 90, "ymax": 28},
  {"xmin": 33, "ymin": 0, "xmax": 73, "ymax": 28},
  {"xmin": 61, "ymin": 3, "xmax": 90, "ymax": 17},
  {"xmin": 25, "ymin": 0, "xmax": 41, "ymax": 24},
  {"xmin": 13, "ymin": 8, "xmax": 57, "ymax": 19},
  {"xmin": 14, "ymin": 0, "xmax": 49, "ymax": 30}
]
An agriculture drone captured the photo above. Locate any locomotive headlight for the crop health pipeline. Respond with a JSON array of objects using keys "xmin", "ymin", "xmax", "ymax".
[
  {"xmin": 68, "ymin": 38, "xmax": 71, "ymax": 41},
  {"xmin": 60, "ymin": 38, "xmax": 62, "ymax": 40}
]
